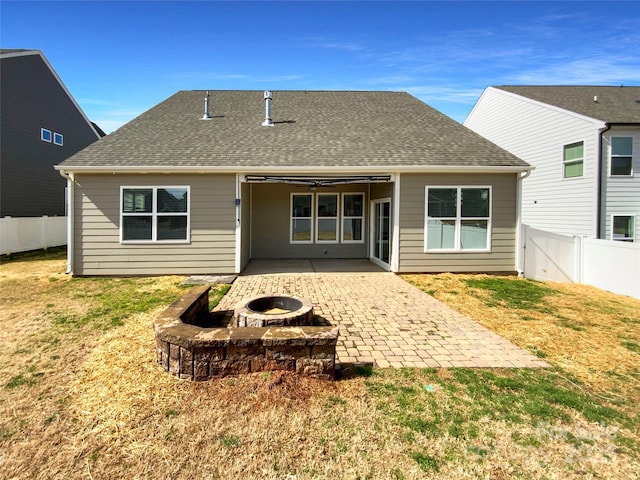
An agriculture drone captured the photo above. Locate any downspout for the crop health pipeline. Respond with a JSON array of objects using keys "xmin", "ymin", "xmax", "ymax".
[
  {"xmin": 58, "ymin": 170, "xmax": 74, "ymax": 275},
  {"xmin": 516, "ymin": 169, "xmax": 532, "ymax": 276},
  {"xmin": 596, "ymin": 123, "xmax": 611, "ymax": 239}
]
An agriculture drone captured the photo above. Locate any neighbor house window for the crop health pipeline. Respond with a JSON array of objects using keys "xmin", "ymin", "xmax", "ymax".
[
  {"xmin": 316, "ymin": 193, "xmax": 338, "ymax": 243},
  {"xmin": 612, "ymin": 215, "xmax": 635, "ymax": 242},
  {"xmin": 563, "ymin": 141, "xmax": 584, "ymax": 178},
  {"xmin": 342, "ymin": 193, "xmax": 364, "ymax": 243},
  {"xmin": 41, "ymin": 128, "xmax": 52, "ymax": 142},
  {"xmin": 611, "ymin": 137, "xmax": 633, "ymax": 176},
  {"xmin": 291, "ymin": 193, "xmax": 313, "ymax": 243},
  {"xmin": 53, "ymin": 132, "xmax": 64, "ymax": 146},
  {"xmin": 425, "ymin": 186, "xmax": 491, "ymax": 251},
  {"xmin": 121, "ymin": 186, "xmax": 189, "ymax": 242}
]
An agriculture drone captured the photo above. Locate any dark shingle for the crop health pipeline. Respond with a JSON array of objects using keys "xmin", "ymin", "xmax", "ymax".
[
  {"xmin": 59, "ymin": 90, "xmax": 528, "ymax": 169},
  {"xmin": 496, "ymin": 86, "xmax": 640, "ymax": 123}
]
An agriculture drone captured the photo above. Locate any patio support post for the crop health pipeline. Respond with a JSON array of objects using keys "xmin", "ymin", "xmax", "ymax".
[{"xmin": 390, "ymin": 172, "xmax": 401, "ymax": 272}]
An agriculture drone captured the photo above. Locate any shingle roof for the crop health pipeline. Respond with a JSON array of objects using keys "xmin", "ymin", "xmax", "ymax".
[
  {"xmin": 495, "ymin": 86, "xmax": 640, "ymax": 124},
  {"xmin": 59, "ymin": 90, "xmax": 528, "ymax": 170},
  {"xmin": 0, "ymin": 49, "xmax": 38, "ymax": 56}
]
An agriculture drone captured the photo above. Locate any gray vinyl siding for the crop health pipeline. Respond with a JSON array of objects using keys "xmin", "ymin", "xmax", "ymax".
[
  {"xmin": 370, "ymin": 182, "xmax": 393, "ymax": 200},
  {"xmin": 74, "ymin": 174, "xmax": 236, "ymax": 275},
  {"xmin": 601, "ymin": 129, "xmax": 640, "ymax": 240},
  {"xmin": 1, "ymin": 53, "xmax": 99, "ymax": 217},
  {"xmin": 397, "ymin": 173, "xmax": 518, "ymax": 273},
  {"xmin": 465, "ymin": 87, "xmax": 600, "ymax": 237},
  {"xmin": 250, "ymin": 183, "xmax": 369, "ymax": 259}
]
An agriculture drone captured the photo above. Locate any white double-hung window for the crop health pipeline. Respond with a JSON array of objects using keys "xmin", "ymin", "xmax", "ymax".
[
  {"xmin": 425, "ymin": 186, "xmax": 491, "ymax": 252},
  {"xmin": 121, "ymin": 186, "xmax": 189, "ymax": 242},
  {"xmin": 563, "ymin": 141, "xmax": 584, "ymax": 178},
  {"xmin": 290, "ymin": 192, "xmax": 365, "ymax": 244},
  {"xmin": 611, "ymin": 137, "xmax": 633, "ymax": 176},
  {"xmin": 291, "ymin": 193, "xmax": 313, "ymax": 243},
  {"xmin": 316, "ymin": 193, "xmax": 339, "ymax": 243},
  {"xmin": 612, "ymin": 215, "xmax": 635, "ymax": 242},
  {"xmin": 342, "ymin": 193, "xmax": 364, "ymax": 243}
]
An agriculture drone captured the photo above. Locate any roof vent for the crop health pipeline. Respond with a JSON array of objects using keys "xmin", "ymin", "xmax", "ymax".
[
  {"xmin": 201, "ymin": 91, "xmax": 212, "ymax": 120},
  {"xmin": 262, "ymin": 90, "xmax": 274, "ymax": 127},
  {"xmin": 593, "ymin": 95, "xmax": 599, "ymax": 103}
]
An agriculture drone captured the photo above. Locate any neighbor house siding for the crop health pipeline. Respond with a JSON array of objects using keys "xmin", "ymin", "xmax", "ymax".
[
  {"xmin": 250, "ymin": 183, "xmax": 369, "ymax": 259},
  {"xmin": 1, "ymin": 53, "xmax": 100, "ymax": 217},
  {"xmin": 74, "ymin": 174, "xmax": 236, "ymax": 275},
  {"xmin": 601, "ymin": 128, "xmax": 640, "ymax": 241},
  {"xmin": 397, "ymin": 173, "xmax": 518, "ymax": 273},
  {"xmin": 465, "ymin": 87, "xmax": 601, "ymax": 237}
]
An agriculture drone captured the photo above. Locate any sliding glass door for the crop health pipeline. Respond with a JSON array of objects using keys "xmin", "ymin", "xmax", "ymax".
[{"xmin": 370, "ymin": 198, "xmax": 390, "ymax": 267}]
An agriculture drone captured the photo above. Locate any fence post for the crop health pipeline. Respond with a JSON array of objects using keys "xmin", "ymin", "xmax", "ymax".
[
  {"xmin": 2, "ymin": 216, "xmax": 14, "ymax": 256},
  {"xmin": 42, "ymin": 215, "xmax": 49, "ymax": 250},
  {"xmin": 573, "ymin": 235, "xmax": 583, "ymax": 283},
  {"xmin": 0, "ymin": 217, "xmax": 8, "ymax": 255},
  {"xmin": 518, "ymin": 223, "xmax": 527, "ymax": 277}
]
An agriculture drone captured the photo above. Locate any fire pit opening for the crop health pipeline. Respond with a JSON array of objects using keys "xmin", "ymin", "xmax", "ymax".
[
  {"xmin": 234, "ymin": 294, "xmax": 313, "ymax": 327},
  {"xmin": 248, "ymin": 296, "xmax": 302, "ymax": 315}
]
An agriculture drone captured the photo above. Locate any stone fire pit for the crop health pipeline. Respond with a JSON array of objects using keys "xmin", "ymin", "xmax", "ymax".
[
  {"xmin": 234, "ymin": 295, "xmax": 313, "ymax": 327},
  {"xmin": 154, "ymin": 286, "xmax": 338, "ymax": 381}
]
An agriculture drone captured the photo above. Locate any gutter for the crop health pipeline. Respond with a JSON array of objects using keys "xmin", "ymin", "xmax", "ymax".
[
  {"xmin": 55, "ymin": 164, "xmax": 533, "ymax": 175},
  {"xmin": 58, "ymin": 170, "xmax": 75, "ymax": 275}
]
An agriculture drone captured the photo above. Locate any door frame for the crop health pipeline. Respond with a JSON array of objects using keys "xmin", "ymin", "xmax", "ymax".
[{"xmin": 369, "ymin": 197, "xmax": 391, "ymax": 270}]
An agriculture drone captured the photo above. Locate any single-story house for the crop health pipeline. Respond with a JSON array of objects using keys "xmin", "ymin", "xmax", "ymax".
[{"xmin": 55, "ymin": 90, "xmax": 531, "ymax": 275}]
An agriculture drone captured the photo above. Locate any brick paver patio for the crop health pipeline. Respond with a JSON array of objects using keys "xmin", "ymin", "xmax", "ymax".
[{"xmin": 214, "ymin": 260, "xmax": 548, "ymax": 370}]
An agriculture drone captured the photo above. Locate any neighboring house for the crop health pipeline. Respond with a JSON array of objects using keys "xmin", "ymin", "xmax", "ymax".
[
  {"xmin": 56, "ymin": 90, "xmax": 530, "ymax": 276},
  {"xmin": 1, "ymin": 49, "xmax": 103, "ymax": 217},
  {"xmin": 464, "ymin": 86, "xmax": 640, "ymax": 242}
]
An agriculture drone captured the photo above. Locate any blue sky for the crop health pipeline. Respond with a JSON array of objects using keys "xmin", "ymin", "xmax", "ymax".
[{"xmin": 2, "ymin": 1, "xmax": 639, "ymax": 133}]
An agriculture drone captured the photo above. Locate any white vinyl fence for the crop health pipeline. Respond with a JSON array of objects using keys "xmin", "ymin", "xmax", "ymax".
[
  {"xmin": 521, "ymin": 224, "xmax": 640, "ymax": 299},
  {"xmin": 0, "ymin": 216, "xmax": 67, "ymax": 255}
]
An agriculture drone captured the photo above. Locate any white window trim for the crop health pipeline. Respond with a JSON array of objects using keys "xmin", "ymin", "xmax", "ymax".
[
  {"xmin": 316, "ymin": 193, "xmax": 339, "ymax": 244},
  {"xmin": 341, "ymin": 192, "xmax": 365, "ymax": 244},
  {"xmin": 120, "ymin": 186, "xmax": 190, "ymax": 244},
  {"xmin": 609, "ymin": 136, "xmax": 634, "ymax": 177},
  {"xmin": 562, "ymin": 141, "xmax": 584, "ymax": 179},
  {"xmin": 424, "ymin": 185, "xmax": 492, "ymax": 253},
  {"xmin": 53, "ymin": 132, "xmax": 64, "ymax": 146},
  {"xmin": 611, "ymin": 214, "xmax": 635, "ymax": 242},
  {"xmin": 41, "ymin": 128, "xmax": 52, "ymax": 142},
  {"xmin": 290, "ymin": 193, "xmax": 314, "ymax": 244}
]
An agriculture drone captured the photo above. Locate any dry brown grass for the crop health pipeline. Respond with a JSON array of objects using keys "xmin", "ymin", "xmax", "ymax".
[{"xmin": 1, "ymin": 253, "xmax": 639, "ymax": 479}]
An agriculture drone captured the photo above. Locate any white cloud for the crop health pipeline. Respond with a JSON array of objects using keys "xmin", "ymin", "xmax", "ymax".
[
  {"xmin": 511, "ymin": 57, "xmax": 640, "ymax": 85},
  {"xmin": 315, "ymin": 41, "xmax": 362, "ymax": 52},
  {"xmin": 306, "ymin": 36, "xmax": 364, "ymax": 52},
  {"xmin": 76, "ymin": 97, "xmax": 121, "ymax": 106}
]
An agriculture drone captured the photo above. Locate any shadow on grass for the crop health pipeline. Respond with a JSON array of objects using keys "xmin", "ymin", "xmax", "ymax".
[
  {"xmin": 1, "ymin": 246, "xmax": 67, "ymax": 264},
  {"xmin": 337, "ymin": 362, "xmax": 375, "ymax": 380}
]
